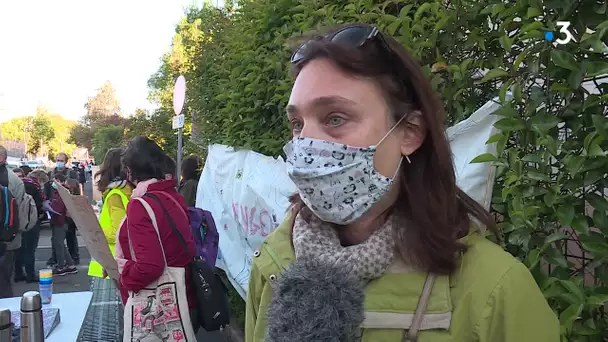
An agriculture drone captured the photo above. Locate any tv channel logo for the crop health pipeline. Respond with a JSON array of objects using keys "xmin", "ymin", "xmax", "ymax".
[{"xmin": 544, "ymin": 21, "xmax": 575, "ymax": 45}]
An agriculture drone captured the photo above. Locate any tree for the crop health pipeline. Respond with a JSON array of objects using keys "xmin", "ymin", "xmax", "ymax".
[
  {"xmin": 91, "ymin": 125, "xmax": 124, "ymax": 162},
  {"xmin": 84, "ymin": 81, "xmax": 121, "ymax": 125},
  {"xmin": 69, "ymin": 81, "xmax": 124, "ymax": 151},
  {"xmin": 28, "ymin": 113, "xmax": 55, "ymax": 155}
]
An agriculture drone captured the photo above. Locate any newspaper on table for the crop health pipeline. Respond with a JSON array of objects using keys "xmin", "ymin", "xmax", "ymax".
[{"xmin": 54, "ymin": 181, "xmax": 119, "ymax": 280}]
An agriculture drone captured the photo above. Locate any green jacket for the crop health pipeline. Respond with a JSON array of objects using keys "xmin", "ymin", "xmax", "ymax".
[{"xmin": 246, "ymin": 212, "xmax": 560, "ymax": 341}]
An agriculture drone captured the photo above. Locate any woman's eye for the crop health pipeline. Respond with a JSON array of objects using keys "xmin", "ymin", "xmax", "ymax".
[
  {"xmin": 291, "ymin": 121, "xmax": 303, "ymax": 131},
  {"xmin": 328, "ymin": 116, "xmax": 345, "ymax": 126}
]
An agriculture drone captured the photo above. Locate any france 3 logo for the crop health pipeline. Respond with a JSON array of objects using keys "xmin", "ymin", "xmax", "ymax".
[{"xmin": 544, "ymin": 21, "xmax": 576, "ymax": 45}]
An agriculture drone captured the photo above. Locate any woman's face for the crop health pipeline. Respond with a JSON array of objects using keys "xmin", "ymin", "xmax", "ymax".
[{"xmin": 287, "ymin": 58, "xmax": 424, "ymax": 179}]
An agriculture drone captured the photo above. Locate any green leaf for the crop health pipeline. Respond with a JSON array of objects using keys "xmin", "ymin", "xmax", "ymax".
[
  {"xmin": 587, "ymin": 193, "xmax": 608, "ymax": 212},
  {"xmin": 470, "ymin": 153, "xmax": 499, "ymax": 163},
  {"xmin": 592, "ymin": 115, "xmax": 608, "ymax": 138},
  {"xmin": 559, "ymin": 303, "xmax": 583, "ymax": 331},
  {"xmin": 486, "ymin": 133, "xmax": 505, "ymax": 144},
  {"xmin": 571, "ymin": 214, "xmax": 590, "ymax": 234},
  {"xmin": 550, "ymin": 50, "xmax": 579, "ymax": 71},
  {"xmin": 529, "ymin": 115, "xmax": 560, "ymax": 133},
  {"xmin": 580, "ymin": 236, "xmax": 608, "ymax": 258},
  {"xmin": 556, "ymin": 204, "xmax": 575, "ymax": 227},
  {"xmin": 494, "ymin": 117, "xmax": 525, "ymax": 131},
  {"xmin": 568, "ymin": 68, "xmax": 584, "ymax": 89},
  {"xmin": 585, "ymin": 61, "xmax": 608, "ymax": 77},
  {"xmin": 559, "ymin": 280, "xmax": 586, "ymax": 303},
  {"xmin": 545, "ymin": 232, "xmax": 568, "ymax": 245},
  {"xmin": 527, "ymin": 171, "xmax": 551, "ymax": 182},
  {"xmin": 479, "ymin": 69, "xmax": 509, "ymax": 83},
  {"xmin": 526, "ymin": 7, "xmax": 542, "ymax": 18}
]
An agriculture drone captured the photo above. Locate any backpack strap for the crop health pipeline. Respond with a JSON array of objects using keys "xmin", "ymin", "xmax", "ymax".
[
  {"xmin": 130, "ymin": 197, "xmax": 168, "ymax": 267},
  {"xmin": 403, "ymin": 273, "xmax": 437, "ymax": 342},
  {"xmin": 144, "ymin": 193, "xmax": 193, "ymax": 260},
  {"xmin": 150, "ymin": 190, "xmax": 188, "ymax": 218}
]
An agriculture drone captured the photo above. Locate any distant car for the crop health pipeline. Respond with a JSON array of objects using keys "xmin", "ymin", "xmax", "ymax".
[{"xmin": 22, "ymin": 160, "xmax": 45, "ymax": 169}]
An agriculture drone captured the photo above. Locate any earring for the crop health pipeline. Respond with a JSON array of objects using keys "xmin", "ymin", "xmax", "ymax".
[{"xmin": 406, "ymin": 155, "xmax": 411, "ymax": 164}]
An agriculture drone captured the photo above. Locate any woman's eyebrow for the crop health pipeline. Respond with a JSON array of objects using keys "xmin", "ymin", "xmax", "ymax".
[{"xmin": 286, "ymin": 96, "xmax": 356, "ymax": 117}]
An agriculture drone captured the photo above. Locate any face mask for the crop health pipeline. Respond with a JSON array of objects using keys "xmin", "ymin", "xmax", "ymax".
[
  {"xmin": 284, "ymin": 117, "xmax": 405, "ymax": 225},
  {"xmin": 56, "ymin": 162, "xmax": 65, "ymax": 169}
]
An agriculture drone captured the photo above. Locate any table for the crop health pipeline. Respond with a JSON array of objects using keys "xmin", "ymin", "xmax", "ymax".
[{"xmin": 0, "ymin": 291, "xmax": 92, "ymax": 342}]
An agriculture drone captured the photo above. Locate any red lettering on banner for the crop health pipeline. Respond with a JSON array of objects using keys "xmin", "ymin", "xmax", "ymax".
[{"xmin": 231, "ymin": 202, "xmax": 276, "ymax": 237}]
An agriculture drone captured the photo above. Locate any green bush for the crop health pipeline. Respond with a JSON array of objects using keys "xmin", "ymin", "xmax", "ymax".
[{"xmin": 145, "ymin": 0, "xmax": 608, "ymax": 339}]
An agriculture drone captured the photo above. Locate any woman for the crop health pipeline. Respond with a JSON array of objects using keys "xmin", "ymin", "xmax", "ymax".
[
  {"xmin": 49, "ymin": 173, "xmax": 78, "ymax": 276},
  {"xmin": 117, "ymin": 136, "xmax": 198, "ymax": 332},
  {"xmin": 13, "ymin": 169, "xmax": 47, "ymax": 282},
  {"xmin": 178, "ymin": 156, "xmax": 200, "ymax": 207},
  {"xmin": 88, "ymin": 148, "xmax": 132, "ymax": 278},
  {"xmin": 245, "ymin": 24, "xmax": 559, "ymax": 341}
]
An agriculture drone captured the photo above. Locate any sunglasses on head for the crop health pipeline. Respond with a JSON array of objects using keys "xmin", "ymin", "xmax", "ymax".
[
  {"xmin": 291, "ymin": 24, "xmax": 418, "ymax": 106},
  {"xmin": 291, "ymin": 24, "xmax": 392, "ymax": 64}
]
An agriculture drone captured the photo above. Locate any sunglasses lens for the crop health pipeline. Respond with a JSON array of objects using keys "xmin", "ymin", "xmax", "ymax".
[
  {"xmin": 291, "ymin": 42, "xmax": 309, "ymax": 64},
  {"xmin": 330, "ymin": 26, "xmax": 373, "ymax": 48},
  {"xmin": 290, "ymin": 26, "xmax": 374, "ymax": 64}
]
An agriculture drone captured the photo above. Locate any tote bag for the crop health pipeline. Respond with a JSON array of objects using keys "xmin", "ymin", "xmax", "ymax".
[{"xmin": 122, "ymin": 197, "xmax": 197, "ymax": 342}]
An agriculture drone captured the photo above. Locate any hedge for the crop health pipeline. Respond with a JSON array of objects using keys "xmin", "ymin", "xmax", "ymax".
[{"xmin": 148, "ymin": 0, "xmax": 608, "ymax": 339}]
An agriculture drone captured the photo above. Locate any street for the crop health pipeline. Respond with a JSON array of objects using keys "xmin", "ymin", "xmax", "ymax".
[{"xmin": 10, "ymin": 171, "xmax": 230, "ymax": 341}]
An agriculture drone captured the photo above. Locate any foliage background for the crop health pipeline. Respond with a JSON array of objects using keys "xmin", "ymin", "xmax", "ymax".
[
  {"xmin": 0, "ymin": 105, "xmax": 77, "ymax": 160},
  {"xmin": 70, "ymin": 0, "xmax": 608, "ymax": 339}
]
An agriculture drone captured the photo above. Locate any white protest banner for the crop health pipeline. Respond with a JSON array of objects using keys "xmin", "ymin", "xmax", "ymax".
[
  {"xmin": 197, "ymin": 97, "xmax": 504, "ymax": 299},
  {"xmin": 54, "ymin": 182, "xmax": 119, "ymax": 280},
  {"xmin": 197, "ymin": 145, "xmax": 296, "ymax": 298}
]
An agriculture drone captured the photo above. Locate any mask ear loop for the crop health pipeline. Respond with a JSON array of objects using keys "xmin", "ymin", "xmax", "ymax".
[
  {"xmin": 405, "ymin": 155, "xmax": 411, "ymax": 164},
  {"xmin": 376, "ymin": 114, "xmax": 408, "ymax": 147}
]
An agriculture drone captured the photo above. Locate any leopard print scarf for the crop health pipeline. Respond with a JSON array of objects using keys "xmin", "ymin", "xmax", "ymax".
[{"xmin": 292, "ymin": 208, "xmax": 395, "ymax": 282}]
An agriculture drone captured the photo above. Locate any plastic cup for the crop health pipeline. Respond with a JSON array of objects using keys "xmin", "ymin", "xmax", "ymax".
[{"xmin": 39, "ymin": 269, "xmax": 53, "ymax": 305}]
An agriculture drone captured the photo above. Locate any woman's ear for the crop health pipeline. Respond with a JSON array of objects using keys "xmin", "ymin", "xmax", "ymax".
[{"xmin": 400, "ymin": 111, "xmax": 427, "ymax": 156}]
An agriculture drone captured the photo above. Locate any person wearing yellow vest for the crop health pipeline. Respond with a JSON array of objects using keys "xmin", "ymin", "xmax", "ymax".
[{"xmin": 88, "ymin": 148, "xmax": 133, "ymax": 278}]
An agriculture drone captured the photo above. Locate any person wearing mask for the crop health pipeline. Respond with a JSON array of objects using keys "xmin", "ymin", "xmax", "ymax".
[
  {"xmin": 78, "ymin": 163, "xmax": 86, "ymax": 195},
  {"xmin": 0, "ymin": 145, "xmax": 30, "ymax": 298},
  {"xmin": 178, "ymin": 156, "xmax": 200, "ymax": 207},
  {"xmin": 117, "ymin": 136, "xmax": 198, "ymax": 330},
  {"xmin": 163, "ymin": 154, "xmax": 177, "ymax": 180},
  {"xmin": 49, "ymin": 173, "xmax": 78, "ymax": 276},
  {"xmin": 245, "ymin": 24, "xmax": 559, "ymax": 342},
  {"xmin": 88, "ymin": 148, "xmax": 132, "ymax": 280},
  {"xmin": 14, "ymin": 169, "xmax": 47, "ymax": 282},
  {"xmin": 45, "ymin": 152, "xmax": 78, "ymax": 267}
]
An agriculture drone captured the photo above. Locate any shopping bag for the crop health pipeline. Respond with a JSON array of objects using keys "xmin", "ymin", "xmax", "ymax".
[{"xmin": 122, "ymin": 197, "xmax": 197, "ymax": 342}]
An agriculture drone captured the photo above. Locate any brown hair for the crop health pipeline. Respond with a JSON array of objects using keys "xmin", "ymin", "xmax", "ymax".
[
  {"xmin": 95, "ymin": 148, "xmax": 126, "ymax": 192},
  {"xmin": 289, "ymin": 25, "xmax": 499, "ymax": 275}
]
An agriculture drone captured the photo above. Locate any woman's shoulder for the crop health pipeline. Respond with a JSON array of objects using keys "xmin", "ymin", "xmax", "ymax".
[{"xmin": 455, "ymin": 233, "xmax": 529, "ymax": 292}]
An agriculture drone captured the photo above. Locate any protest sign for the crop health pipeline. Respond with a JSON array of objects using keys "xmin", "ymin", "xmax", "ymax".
[
  {"xmin": 197, "ymin": 97, "xmax": 504, "ymax": 299},
  {"xmin": 54, "ymin": 182, "xmax": 119, "ymax": 280}
]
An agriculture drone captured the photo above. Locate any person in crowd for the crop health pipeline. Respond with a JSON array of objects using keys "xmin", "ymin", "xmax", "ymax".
[
  {"xmin": 45, "ymin": 152, "xmax": 78, "ymax": 267},
  {"xmin": 178, "ymin": 155, "xmax": 200, "ymax": 207},
  {"xmin": 88, "ymin": 148, "xmax": 132, "ymax": 279},
  {"xmin": 49, "ymin": 173, "xmax": 78, "ymax": 276},
  {"xmin": 14, "ymin": 169, "xmax": 47, "ymax": 282},
  {"xmin": 20, "ymin": 165, "xmax": 32, "ymax": 176},
  {"xmin": 163, "ymin": 154, "xmax": 177, "ymax": 180},
  {"xmin": 0, "ymin": 145, "xmax": 30, "ymax": 298},
  {"xmin": 78, "ymin": 163, "xmax": 86, "ymax": 195},
  {"xmin": 245, "ymin": 24, "xmax": 559, "ymax": 341},
  {"xmin": 117, "ymin": 136, "xmax": 198, "ymax": 329},
  {"xmin": 65, "ymin": 178, "xmax": 81, "ymax": 264}
]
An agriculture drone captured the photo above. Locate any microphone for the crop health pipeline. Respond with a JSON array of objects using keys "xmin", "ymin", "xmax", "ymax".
[{"xmin": 265, "ymin": 259, "xmax": 365, "ymax": 342}]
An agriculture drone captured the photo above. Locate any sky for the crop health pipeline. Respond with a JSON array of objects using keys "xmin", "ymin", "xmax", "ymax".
[{"xmin": 0, "ymin": 0, "xmax": 217, "ymax": 123}]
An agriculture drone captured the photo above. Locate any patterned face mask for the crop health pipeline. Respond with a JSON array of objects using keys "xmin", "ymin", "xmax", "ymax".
[{"xmin": 283, "ymin": 117, "xmax": 405, "ymax": 224}]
